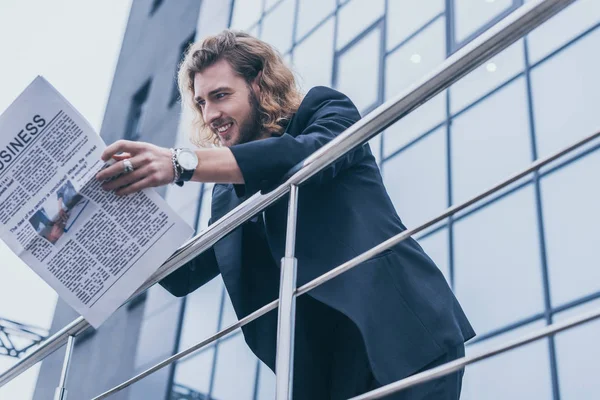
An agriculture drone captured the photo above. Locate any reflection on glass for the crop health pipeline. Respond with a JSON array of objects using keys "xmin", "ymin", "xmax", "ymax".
[
  {"xmin": 530, "ymin": 28, "xmax": 600, "ymax": 160},
  {"xmin": 541, "ymin": 150, "xmax": 600, "ymax": 307},
  {"xmin": 336, "ymin": 0, "xmax": 385, "ymax": 50},
  {"xmin": 293, "ymin": 17, "xmax": 335, "ymax": 91},
  {"xmin": 554, "ymin": 298, "xmax": 600, "ymax": 399},
  {"xmin": 454, "ymin": 0, "xmax": 513, "ymax": 43},
  {"xmin": 172, "ymin": 347, "xmax": 214, "ymax": 397},
  {"xmin": 453, "ymin": 186, "xmax": 544, "ymax": 335},
  {"xmin": 336, "ymin": 26, "xmax": 381, "ymax": 112},
  {"xmin": 451, "ymin": 79, "xmax": 531, "ymax": 204},
  {"xmin": 450, "ymin": 39, "xmax": 524, "ymax": 114},
  {"xmin": 261, "ymin": 0, "xmax": 295, "ymax": 54},
  {"xmin": 526, "ymin": 0, "xmax": 600, "ymax": 63},
  {"xmin": 461, "ymin": 320, "xmax": 552, "ymax": 400},
  {"xmin": 296, "ymin": 0, "xmax": 336, "ymax": 41},
  {"xmin": 387, "ymin": 0, "xmax": 445, "ymax": 50},
  {"xmin": 230, "ymin": 0, "xmax": 263, "ymax": 30},
  {"xmin": 212, "ymin": 333, "xmax": 259, "ymax": 400},
  {"xmin": 385, "ymin": 17, "xmax": 445, "ymax": 97},
  {"xmin": 418, "ymin": 227, "xmax": 451, "ymax": 285},
  {"xmin": 383, "ymin": 127, "xmax": 447, "ymax": 230}
]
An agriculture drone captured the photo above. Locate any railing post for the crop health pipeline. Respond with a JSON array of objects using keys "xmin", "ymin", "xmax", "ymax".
[
  {"xmin": 54, "ymin": 335, "xmax": 75, "ymax": 400},
  {"xmin": 275, "ymin": 184, "xmax": 300, "ymax": 400}
]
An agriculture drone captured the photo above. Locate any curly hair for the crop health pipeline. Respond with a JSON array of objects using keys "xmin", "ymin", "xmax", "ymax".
[{"xmin": 177, "ymin": 30, "xmax": 303, "ymax": 146}]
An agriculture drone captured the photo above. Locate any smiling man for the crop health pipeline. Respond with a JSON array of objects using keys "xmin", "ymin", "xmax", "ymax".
[{"xmin": 96, "ymin": 30, "xmax": 475, "ymax": 399}]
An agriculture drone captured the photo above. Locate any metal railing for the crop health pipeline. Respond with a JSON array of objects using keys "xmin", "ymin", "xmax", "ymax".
[{"xmin": 0, "ymin": 0, "xmax": 594, "ymax": 399}]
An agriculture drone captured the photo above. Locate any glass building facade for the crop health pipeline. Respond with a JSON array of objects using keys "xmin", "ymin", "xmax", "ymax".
[
  {"xmin": 162, "ymin": 1, "xmax": 600, "ymax": 399},
  {"xmin": 27, "ymin": 0, "xmax": 600, "ymax": 399}
]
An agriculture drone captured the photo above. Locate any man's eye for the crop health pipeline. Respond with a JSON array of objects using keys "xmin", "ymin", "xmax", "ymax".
[
  {"xmin": 197, "ymin": 100, "xmax": 205, "ymax": 107},
  {"xmin": 215, "ymin": 93, "xmax": 227, "ymax": 99}
]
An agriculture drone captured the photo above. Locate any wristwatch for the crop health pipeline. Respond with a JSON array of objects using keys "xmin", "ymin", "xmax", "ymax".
[{"xmin": 173, "ymin": 148, "xmax": 198, "ymax": 187}]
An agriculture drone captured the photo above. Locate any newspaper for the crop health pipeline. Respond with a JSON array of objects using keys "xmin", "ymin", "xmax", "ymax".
[{"xmin": 0, "ymin": 76, "xmax": 194, "ymax": 328}]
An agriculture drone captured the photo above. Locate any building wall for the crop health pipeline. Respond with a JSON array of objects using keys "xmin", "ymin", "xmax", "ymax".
[
  {"xmin": 170, "ymin": 0, "xmax": 600, "ymax": 399},
  {"xmin": 35, "ymin": 0, "xmax": 600, "ymax": 399}
]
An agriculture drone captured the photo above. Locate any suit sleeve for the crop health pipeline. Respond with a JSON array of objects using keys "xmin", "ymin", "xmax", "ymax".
[
  {"xmin": 228, "ymin": 87, "xmax": 365, "ymax": 197},
  {"xmin": 159, "ymin": 219, "xmax": 220, "ymax": 297}
]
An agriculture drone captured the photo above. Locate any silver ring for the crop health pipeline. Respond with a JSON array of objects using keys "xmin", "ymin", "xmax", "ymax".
[{"xmin": 123, "ymin": 159, "xmax": 134, "ymax": 173}]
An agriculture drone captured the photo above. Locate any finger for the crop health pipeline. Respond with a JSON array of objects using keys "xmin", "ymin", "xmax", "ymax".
[
  {"xmin": 96, "ymin": 153, "xmax": 147, "ymax": 182},
  {"xmin": 115, "ymin": 176, "xmax": 155, "ymax": 196},
  {"xmin": 101, "ymin": 140, "xmax": 143, "ymax": 161},
  {"xmin": 112, "ymin": 152, "xmax": 132, "ymax": 161},
  {"xmin": 102, "ymin": 165, "xmax": 150, "ymax": 191}
]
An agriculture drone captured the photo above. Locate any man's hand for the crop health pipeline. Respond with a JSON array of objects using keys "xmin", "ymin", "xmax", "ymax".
[{"xmin": 96, "ymin": 140, "xmax": 175, "ymax": 196}]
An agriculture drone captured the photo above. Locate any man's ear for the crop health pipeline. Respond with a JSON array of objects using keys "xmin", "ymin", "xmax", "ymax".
[{"xmin": 251, "ymin": 71, "xmax": 262, "ymax": 94}]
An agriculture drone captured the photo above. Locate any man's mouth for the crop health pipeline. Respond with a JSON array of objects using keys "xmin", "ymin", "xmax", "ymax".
[{"xmin": 216, "ymin": 122, "xmax": 233, "ymax": 135}]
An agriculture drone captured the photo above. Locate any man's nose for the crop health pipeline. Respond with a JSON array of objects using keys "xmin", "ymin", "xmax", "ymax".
[{"xmin": 204, "ymin": 104, "xmax": 222, "ymax": 126}]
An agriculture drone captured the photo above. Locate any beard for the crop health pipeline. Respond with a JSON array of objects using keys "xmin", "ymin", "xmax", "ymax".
[{"xmin": 232, "ymin": 87, "xmax": 263, "ymax": 146}]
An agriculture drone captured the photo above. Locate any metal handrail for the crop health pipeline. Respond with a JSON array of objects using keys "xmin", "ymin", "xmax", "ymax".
[
  {"xmin": 0, "ymin": 0, "xmax": 580, "ymax": 393},
  {"xmin": 350, "ymin": 306, "xmax": 600, "ymax": 399},
  {"xmin": 90, "ymin": 129, "xmax": 600, "ymax": 399}
]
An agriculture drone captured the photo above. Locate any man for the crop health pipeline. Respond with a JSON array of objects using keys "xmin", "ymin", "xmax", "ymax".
[{"xmin": 96, "ymin": 30, "xmax": 475, "ymax": 399}]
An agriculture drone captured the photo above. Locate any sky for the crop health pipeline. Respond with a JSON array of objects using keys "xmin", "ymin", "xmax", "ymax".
[{"xmin": 0, "ymin": 0, "xmax": 132, "ymax": 398}]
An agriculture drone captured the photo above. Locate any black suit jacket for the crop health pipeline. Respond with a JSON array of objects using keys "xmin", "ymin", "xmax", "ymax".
[{"xmin": 160, "ymin": 86, "xmax": 475, "ymax": 386}]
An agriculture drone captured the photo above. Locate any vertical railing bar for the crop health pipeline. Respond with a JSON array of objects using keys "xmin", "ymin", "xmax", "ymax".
[
  {"xmin": 53, "ymin": 335, "xmax": 75, "ymax": 400},
  {"xmin": 275, "ymin": 184, "xmax": 300, "ymax": 400}
]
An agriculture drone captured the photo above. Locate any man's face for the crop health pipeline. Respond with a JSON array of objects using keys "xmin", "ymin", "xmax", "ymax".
[{"xmin": 194, "ymin": 59, "xmax": 262, "ymax": 147}]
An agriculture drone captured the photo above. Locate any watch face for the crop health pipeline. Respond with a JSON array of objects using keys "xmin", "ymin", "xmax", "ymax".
[{"xmin": 178, "ymin": 149, "xmax": 198, "ymax": 170}]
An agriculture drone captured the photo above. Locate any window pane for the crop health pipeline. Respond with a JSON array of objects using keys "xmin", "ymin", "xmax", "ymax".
[
  {"xmin": 385, "ymin": 17, "xmax": 445, "ymax": 98},
  {"xmin": 230, "ymin": 0, "xmax": 263, "ymax": 30},
  {"xmin": 461, "ymin": 320, "xmax": 552, "ymax": 400},
  {"xmin": 336, "ymin": 0, "xmax": 385, "ymax": 50},
  {"xmin": 197, "ymin": 184, "xmax": 213, "ymax": 230},
  {"xmin": 383, "ymin": 92, "xmax": 446, "ymax": 158},
  {"xmin": 454, "ymin": 186, "xmax": 545, "ymax": 335},
  {"xmin": 383, "ymin": 126, "xmax": 447, "ymax": 229},
  {"xmin": 265, "ymin": 0, "xmax": 280, "ymax": 10},
  {"xmin": 336, "ymin": 26, "xmax": 381, "ymax": 112},
  {"xmin": 256, "ymin": 361, "xmax": 276, "ymax": 400},
  {"xmin": 133, "ymin": 300, "xmax": 181, "ymax": 369},
  {"xmin": 454, "ymin": 0, "xmax": 513, "ymax": 43},
  {"xmin": 178, "ymin": 276, "xmax": 224, "ymax": 350},
  {"xmin": 541, "ymin": 150, "xmax": 600, "ymax": 307},
  {"xmin": 451, "ymin": 78, "xmax": 531, "ymax": 205},
  {"xmin": 212, "ymin": 333, "xmax": 258, "ymax": 400},
  {"xmin": 261, "ymin": 0, "xmax": 295, "ymax": 54},
  {"xmin": 296, "ymin": 0, "xmax": 336, "ymax": 41},
  {"xmin": 554, "ymin": 298, "xmax": 600, "ymax": 400},
  {"xmin": 450, "ymin": 39, "xmax": 524, "ymax": 114},
  {"xmin": 369, "ymin": 133, "xmax": 382, "ymax": 165},
  {"xmin": 526, "ymin": 0, "xmax": 600, "ymax": 64},
  {"xmin": 417, "ymin": 227, "xmax": 450, "ymax": 285},
  {"xmin": 387, "ymin": 0, "xmax": 444, "ymax": 50},
  {"xmin": 530, "ymin": 28, "xmax": 600, "ymax": 161},
  {"xmin": 220, "ymin": 288, "xmax": 239, "ymax": 328},
  {"xmin": 384, "ymin": 17, "xmax": 446, "ymax": 156},
  {"xmin": 172, "ymin": 347, "xmax": 214, "ymax": 397},
  {"xmin": 294, "ymin": 17, "xmax": 335, "ymax": 91}
]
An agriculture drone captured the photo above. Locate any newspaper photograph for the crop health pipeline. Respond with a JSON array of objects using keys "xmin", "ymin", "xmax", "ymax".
[{"xmin": 0, "ymin": 76, "xmax": 194, "ymax": 328}]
